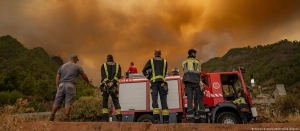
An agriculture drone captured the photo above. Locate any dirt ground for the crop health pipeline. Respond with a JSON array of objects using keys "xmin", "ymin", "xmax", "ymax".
[{"xmin": 16, "ymin": 122, "xmax": 300, "ymax": 131}]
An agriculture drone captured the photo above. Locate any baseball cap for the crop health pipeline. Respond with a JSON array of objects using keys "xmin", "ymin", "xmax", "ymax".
[{"xmin": 70, "ymin": 55, "xmax": 79, "ymax": 61}]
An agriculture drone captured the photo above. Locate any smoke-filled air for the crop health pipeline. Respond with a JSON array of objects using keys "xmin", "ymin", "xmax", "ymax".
[{"xmin": 1, "ymin": 0, "xmax": 300, "ymax": 85}]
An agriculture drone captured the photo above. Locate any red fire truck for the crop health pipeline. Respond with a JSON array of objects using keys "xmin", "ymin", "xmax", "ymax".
[{"xmin": 111, "ymin": 67, "xmax": 258, "ymax": 124}]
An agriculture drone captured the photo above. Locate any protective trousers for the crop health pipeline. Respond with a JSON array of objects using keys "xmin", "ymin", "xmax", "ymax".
[
  {"xmin": 185, "ymin": 84, "xmax": 205, "ymax": 122},
  {"xmin": 101, "ymin": 91, "xmax": 122, "ymax": 122},
  {"xmin": 240, "ymin": 112, "xmax": 248, "ymax": 124},
  {"xmin": 151, "ymin": 82, "xmax": 169, "ymax": 123}
]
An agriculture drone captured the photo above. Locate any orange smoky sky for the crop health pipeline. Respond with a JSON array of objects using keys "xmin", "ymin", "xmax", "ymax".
[{"xmin": 1, "ymin": 0, "xmax": 300, "ymax": 85}]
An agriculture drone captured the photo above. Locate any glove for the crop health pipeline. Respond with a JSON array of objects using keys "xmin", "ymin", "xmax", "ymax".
[
  {"xmin": 99, "ymin": 85, "xmax": 107, "ymax": 92},
  {"xmin": 106, "ymin": 82, "xmax": 118, "ymax": 94},
  {"xmin": 200, "ymin": 81, "xmax": 206, "ymax": 91},
  {"xmin": 145, "ymin": 69, "xmax": 152, "ymax": 80}
]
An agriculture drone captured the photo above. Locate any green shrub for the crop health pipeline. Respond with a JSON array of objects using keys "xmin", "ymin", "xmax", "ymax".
[
  {"xmin": 75, "ymin": 88, "xmax": 94, "ymax": 100},
  {"xmin": 28, "ymin": 100, "xmax": 47, "ymax": 112},
  {"xmin": 74, "ymin": 79, "xmax": 95, "ymax": 100},
  {"xmin": 0, "ymin": 91, "xmax": 11, "ymax": 106},
  {"xmin": 274, "ymin": 94, "xmax": 300, "ymax": 117},
  {"xmin": 57, "ymin": 90, "xmax": 111, "ymax": 122},
  {"xmin": 9, "ymin": 90, "xmax": 23, "ymax": 104},
  {"xmin": 70, "ymin": 95, "xmax": 103, "ymax": 121},
  {"xmin": 0, "ymin": 90, "xmax": 23, "ymax": 106}
]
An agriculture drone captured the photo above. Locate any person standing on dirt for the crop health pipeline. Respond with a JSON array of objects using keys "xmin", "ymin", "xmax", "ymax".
[
  {"xmin": 49, "ymin": 55, "xmax": 90, "ymax": 122},
  {"xmin": 127, "ymin": 62, "xmax": 138, "ymax": 74},
  {"xmin": 142, "ymin": 49, "xmax": 169, "ymax": 124},
  {"xmin": 182, "ymin": 49, "xmax": 206, "ymax": 123},
  {"xmin": 99, "ymin": 54, "xmax": 122, "ymax": 122}
]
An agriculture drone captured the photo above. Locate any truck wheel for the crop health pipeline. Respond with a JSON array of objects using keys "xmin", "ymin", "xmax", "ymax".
[
  {"xmin": 217, "ymin": 112, "xmax": 240, "ymax": 124},
  {"xmin": 137, "ymin": 114, "xmax": 155, "ymax": 123}
]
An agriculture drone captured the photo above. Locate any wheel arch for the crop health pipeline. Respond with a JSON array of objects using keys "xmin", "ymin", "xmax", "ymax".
[
  {"xmin": 210, "ymin": 103, "xmax": 241, "ymax": 123},
  {"xmin": 134, "ymin": 112, "xmax": 153, "ymax": 122}
]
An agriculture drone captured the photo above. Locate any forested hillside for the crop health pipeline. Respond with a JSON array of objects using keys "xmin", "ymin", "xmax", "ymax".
[
  {"xmin": 0, "ymin": 35, "xmax": 94, "ymax": 111},
  {"xmin": 1, "ymin": 35, "xmax": 300, "ymax": 110},
  {"xmin": 202, "ymin": 39, "xmax": 300, "ymax": 96}
]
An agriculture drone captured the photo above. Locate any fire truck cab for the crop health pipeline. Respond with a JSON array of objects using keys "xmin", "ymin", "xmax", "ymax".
[{"xmin": 111, "ymin": 67, "xmax": 258, "ymax": 124}]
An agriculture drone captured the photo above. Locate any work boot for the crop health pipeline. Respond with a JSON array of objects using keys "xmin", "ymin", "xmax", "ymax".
[
  {"xmin": 194, "ymin": 112, "xmax": 201, "ymax": 123},
  {"xmin": 49, "ymin": 114, "xmax": 55, "ymax": 121},
  {"xmin": 101, "ymin": 113, "xmax": 109, "ymax": 122},
  {"xmin": 198, "ymin": 111, "xmax": 206, "ymax": 123},
  {"xmin": 153, "ymin": 120, "xmax": 160, "ymax": 124},
  {"xmin": 64, "ymin": 114, "xmax": 71, "ymax": 122},
  {"xmin": 163, "ymin": 115, "xmax": 169, "ymax": 124},
  {"xmin": 187, "ymin": 117, "xmax": 194, "ymax": 123},
  {"xmin": 152, "ymin": 114, "xmax": 160, "ymax": 124},
  {"xmin": 116, "ymin": 114, "xmax": 122, "ymax": 122}
]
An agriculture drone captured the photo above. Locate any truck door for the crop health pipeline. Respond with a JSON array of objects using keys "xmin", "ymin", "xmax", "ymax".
[
  {"xmin": 219, "ymin": 74, "xmax": 242, "ymax": 102},
  {"xmin": 203, "ymin": 73, "xmax": 224, "ymax": 106}
]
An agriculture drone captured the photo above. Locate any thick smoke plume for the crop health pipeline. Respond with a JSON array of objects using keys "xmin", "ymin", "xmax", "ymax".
[{"xmin": 1, "ymin": 0, "xmax": 300, "ymax": 85}]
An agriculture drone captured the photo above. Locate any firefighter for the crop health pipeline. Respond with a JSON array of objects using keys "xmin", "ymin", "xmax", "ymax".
[
  {"xmin": 233, "ymin": 89, "xmax": 250, "ymax": 124},
  {"xmin": 99, "ymin": 54, "xmax": 122, "ymax": 122},
  {"xmin": 182, "ymin": 49, "xmax": 206, "ymax": 123},
  {"xmin": 142, "ymin": 49, "xmax": 169, "ymax": 124}
]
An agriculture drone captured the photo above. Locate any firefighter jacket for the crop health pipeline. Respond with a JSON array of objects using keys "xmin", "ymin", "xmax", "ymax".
[
  {"xmin": 182, "ymin": 56, "xmax": 201, "ymax": 84},
  {"xmin": 142, "ymin": 56, "xmax": 168, "ymax": 82},
  {"xmin": 100, "ymin": 62, "xmax": 121, "ymax": 86},
  {"xmin": 233, "ymin": 97, "xmax": 246, "ymax": 105}
]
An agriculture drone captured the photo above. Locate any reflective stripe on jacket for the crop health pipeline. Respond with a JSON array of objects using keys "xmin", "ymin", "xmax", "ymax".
[
  {"xmin": 100, "ymin": 62, "xmax": 121, "ymax": 85},
  {"xmin": 142, "ymin": 57, "xmax": 168, "ymax": 82},
  {"xmin": 233, "ymin": 97, "xmax": 246, "ymax": 105},
  {"xmin": 150, "ymin": 58, "xmax": 167, "ymax": 82},
  {"xmin": 182, "ymin": 57, "xmax": 201, "ymax": 84}
]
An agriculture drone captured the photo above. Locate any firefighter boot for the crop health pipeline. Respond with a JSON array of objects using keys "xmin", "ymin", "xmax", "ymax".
[
  {"xmin": 153, "ymin": 114, "xmax": 160, "ymax": 124},
  {"xmin": 199, "ymin": 111, "xmax": 207, "ymax": 123},
  {"xmin": 187, "ymin": 117, "xmax": 194, "ymax": 123},
  {"xmin": 187, "ymin": 110, "xmax": 194, "ymax": 123},
  {"xmin": 116, "ymin": 114, "xmax": 122, "ymax": 122},
  {"xmin": 194, "ymin": 111, "xmax": 200, "ymax": 123},
  {"xmin": 163, "ymin": 115, "xmax": 169, "ymax": 124},
  {"xmin": 101, "ymin": 113, "xmax": 109, "ymax": 122}
]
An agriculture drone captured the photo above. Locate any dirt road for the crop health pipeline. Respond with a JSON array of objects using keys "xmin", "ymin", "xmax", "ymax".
[{"xmin": 15, "ymin": 122, "xmax": 300, "ymax": 131}]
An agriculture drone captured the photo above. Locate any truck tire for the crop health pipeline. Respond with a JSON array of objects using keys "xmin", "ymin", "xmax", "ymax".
[
  {"xmin": 137, "ymin": 114, "xmax": 155, "ymax": 123},
  {"xmin": 216, "ymin": 112, "xmax": 240, "ymax": 124}
]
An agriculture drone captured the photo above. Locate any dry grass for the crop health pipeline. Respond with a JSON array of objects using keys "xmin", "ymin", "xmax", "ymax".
[
  {"xmin": 0, "ymin": 99, "xmax": 49, "ymax": 131},
  {"xmin": 255, "ymin": 103, "xmax": 300, "ymax": 123},
  {"xmin": 1, "ymin": 94, "xmax": 300, "ymax": 131},
  {"xmin": 256, "ymin": 112, "xmax": 300, "ymax": 123}
]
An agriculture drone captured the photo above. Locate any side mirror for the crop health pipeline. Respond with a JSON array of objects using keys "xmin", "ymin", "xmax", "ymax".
[{"xmin": 240, "ymin": 67, "xmax": 246, "ymax": 73}]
